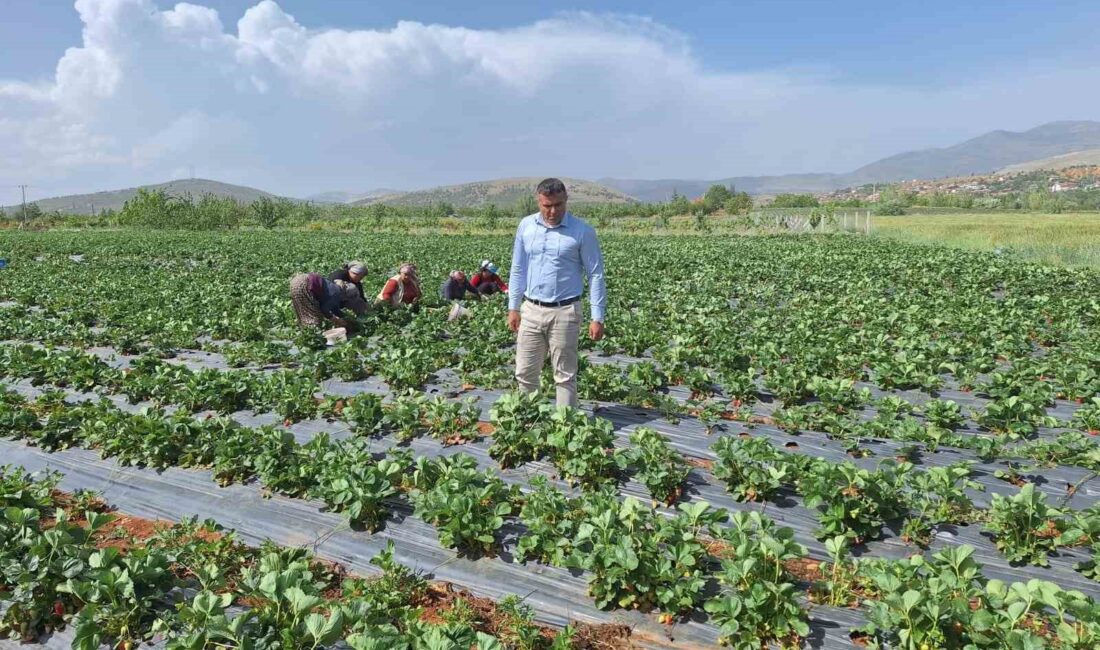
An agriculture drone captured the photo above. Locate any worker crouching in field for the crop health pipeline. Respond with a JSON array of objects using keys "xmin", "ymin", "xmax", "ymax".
[
  {"xmin": 471, "ymin": 260, "xmax": 508, "ymax": 296},
  {"xmin": 377, "ymin": 263, "xmax": 422, "ymax": 307},
  {"xmin": 289, "ymin": 273, "xmax": 369, "ymax": 330},
  {"xmin": 441, "ymin": 270, "xmax": 479, "ymax": 302},
  {"xmin": 328, "ymin": 260, "xmax": 367, "ymax": 300}
]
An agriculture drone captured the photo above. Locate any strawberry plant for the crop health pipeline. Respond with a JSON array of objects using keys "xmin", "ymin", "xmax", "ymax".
[
  {"xmin": 229, "ymin": 550, "xmax": 347, "ymax": 648},
  {"xmin": 569, "ymin": 496, "xmax": 725, "ymax": 614},
  {"xmin": 705, "ymin": 511, "xmax": 809, "ymax": 649},
  {"xmin": 921, "ymin": 398, "xmax": 966, "ymax": 430},
  {"xmin": 813, "ymin": 535, "xmax": 861, "ymax": 607},
  {"xmin": 412, "ymin": 454, "xmax": 518, "ymax": 556},
  {"xmin": 763, "ymin": 363, "xmax": 810, "ymax": 405},
  {"xmin": 807, "ymin": 375, "xmax": 870, "ymax": 413},
  {"xmin": 1072, "ymin": 397, "xmax": 1100, "ymax": 435},
  {"xmin": 800, "ymin": 461, "xmax": 909, "ymax": 542},
  {"xmin": 578, "ymin": 362, "xmax": 629, "ymax": 401},
  {"xmin": 422, "ymin": 395, "xmax": 482, "ymax": 444},
  {"xmin": 488, "ymin": 391, "xmax": 552, "ymax": 468},
  {"xmin": 900, "ymin": 462, "xmax": 982, "ymax": 547},
  {"xmin": 984, "ymin": 482, "xmax": 1067, "ymax": 566},
  {"xmin": 1016, "ymin": 431, "xmax": 1100, "ymax": 470},
  {"xmin": 252, "ymin": 428, "xmax": 317, "ymax": 497},
  {"xmin": 383, "ymin": 390, "xmax": 428, "ymax": 441},
  {"xmin": 969, "ymin": 578, "xmax": 1100, "ymax": 648},
  {"xmin": 376, "ymin": 346, "xmax": 436, "ymax": 390},
  {"xmin": 545, "ymin": 407, "xmax": 622, "ymax": 487},
  {"xmin": 515, "ymin": 476, "xmax": 584, "ymax": 566},
  {"xmin": 624, "ymin": 427, "xmax": 689, "ymax": 504},
  {"xmin": 0, "ymin": 506, "xmax": 115, "ymax": 641},
  {"xmin": 251, "ymin": 369, "xmax": 322, "ymax": 422},
  {"xmin": 978, "ymin": 395, "xmax": 1059, "ymax": 438},
  {"xmin": 308, "ymin": 438, "xmax": 401, "ymax": 531},
  {"xmin": 27, "ymin": 393, "xmax": 104, "ymax": 451},
  {"xmin": 340, "ymin": 392, "xmax": 386, "ymax": 436},
  {"xmin": 0, "ymin": 390, "xmax": 38, "ymax": 435},
  {"xmin": 856, "ymin": 546, "xmax": 984, "ymax": 649},
  {"xmin": 711, "ymin": 436, "xmax": 793, "ymax": 502},
  {"xmin": 719, "ymin": 366, "xmax": 758, "ymax": 407},
  {"xmin": 210, "ymin": 422, "xmax": 278, "ymax": 486},
  {"xmin": 59, "ymin": 546, "xmax": 175, "ymax": 649}
]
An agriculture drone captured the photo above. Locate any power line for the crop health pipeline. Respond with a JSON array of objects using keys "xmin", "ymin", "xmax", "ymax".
[{"xmin": 18, "ymin": 184, "xmax": 29, "ymax": 228}]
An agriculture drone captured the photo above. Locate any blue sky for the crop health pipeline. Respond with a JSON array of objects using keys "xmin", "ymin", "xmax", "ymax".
[
  {"xmin": 2, "ymin": 0, "xmax": 1099, "ymax": 202},
  {"xmin": 9, "ymin": 1, "xmax": 1100, "ymax": 83}
]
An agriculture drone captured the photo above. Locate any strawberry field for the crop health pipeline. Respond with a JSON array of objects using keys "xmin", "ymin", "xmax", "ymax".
[{"xmin": 1, "ymin": 229, "xmax": 1100, "ymax": 649}]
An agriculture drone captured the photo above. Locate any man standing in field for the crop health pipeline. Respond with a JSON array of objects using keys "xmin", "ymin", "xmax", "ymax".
[{"xmin": 508, "ymin": 178, "xmax": 606, "ymax": 408}]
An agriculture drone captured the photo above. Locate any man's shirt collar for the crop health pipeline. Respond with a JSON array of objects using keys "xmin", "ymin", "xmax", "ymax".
[{"xmin": 534, "ymin": 212, "xmax": 570, "ymax": 229}]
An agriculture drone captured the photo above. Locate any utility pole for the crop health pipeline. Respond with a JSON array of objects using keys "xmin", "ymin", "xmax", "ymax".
[{"xmin": 18, "ymin": 184, "xmax": 29, "ymax": 227}]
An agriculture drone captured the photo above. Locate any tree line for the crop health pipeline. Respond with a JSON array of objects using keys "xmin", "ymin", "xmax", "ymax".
[{"xmin": 5, "ymin": 180, "xmax": 1098, "ymax": 231}]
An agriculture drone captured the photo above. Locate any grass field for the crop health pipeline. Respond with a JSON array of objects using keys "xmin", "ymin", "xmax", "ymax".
[{"xmin": 873, "ymin": 211, "xmax": 1100, "ymax": 268}]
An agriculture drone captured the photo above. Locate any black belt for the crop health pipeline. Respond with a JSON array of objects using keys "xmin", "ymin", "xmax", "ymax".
[{"xmin": 524, "ymin": 295, "xmax": 580, "ymax": 308}]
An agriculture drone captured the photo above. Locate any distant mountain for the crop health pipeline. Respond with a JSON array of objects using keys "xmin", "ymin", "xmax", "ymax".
[
  {"xmin": 3, "ymin": 179, "xmax": 280, "ymax": 215},
  {"xmin": 997, "ymin": 148, "xmax": 1100, "ymax": 174},
  {"xmin": 604, "ymin": 120, "xmax": 1100, "ymax": 200},
  {"xmin": 306, "ymin": 189, "xmax": 404, "ymax": 204},
  {"xmin": 600, "ymin": 174, "xmax": 843, "ymax": 202},
  {"xmin": 354, "ymin": 177, "xmax": 634, "ymax": 208},
  {"xmin": 846, "ymin": 121, "xmax": 1100, "ymax": 184}
]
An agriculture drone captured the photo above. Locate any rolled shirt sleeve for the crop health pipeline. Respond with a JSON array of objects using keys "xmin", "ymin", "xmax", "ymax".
[{"xmin": 580, "ymin": 225, "xmax": 607, "ymax": 322}]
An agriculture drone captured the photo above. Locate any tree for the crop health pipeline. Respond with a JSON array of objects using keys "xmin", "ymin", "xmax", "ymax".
[
  {"xmin": 22, "ymin": 202, "xmax": 44, "ymax": 222},
  {"xmin": 515, "ymin": 194, "xmax": 537, "ymax": 217},
  {"xmin": 117, "ymin": 188, "xmax": 180, "ymax": 228},
  {"xmin": 251, "ymin": 197, "xmax": 280, "ymax": 228},
  {"xmin": 873, "ymin": 201, "xmax": 906, "ymax": 216},
  {"xmin": 475, "ymin": 203, "xmax": 503, "ymax": 230},
  {"xmin": 703, "ymin": 184, "xmax": 734, "ymax": 212},
  {"xmin": 724, "ymin": 192, "xmax": 753, "ymax": 215},
  {"xmin": 667, "ymin": 190, "xmax": 691, "ymax": 216}
]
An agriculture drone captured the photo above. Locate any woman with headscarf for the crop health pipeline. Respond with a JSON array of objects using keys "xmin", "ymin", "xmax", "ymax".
[
  {"xmin": 470, "ymin": 260, "xmax": 509, "ymax": 296},
  {"xmin": 289, "ymin": 273, "xmax": 368, "ymax": 328},
  {"xmin": 377, "ymin": 263, "xmax": 422, "ymax": 307},
  {"xmin": 328, "ymin": 260, "xmax": 368, "ymax": 300}
]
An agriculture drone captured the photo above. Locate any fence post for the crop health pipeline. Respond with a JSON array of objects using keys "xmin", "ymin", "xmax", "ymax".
[{"xmin": 865, "ymin": 211, "xmax": 871, "ymax": 235}]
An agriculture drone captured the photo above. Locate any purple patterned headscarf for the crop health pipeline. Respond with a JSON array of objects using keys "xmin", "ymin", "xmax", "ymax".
[{"xmin": 306, "ymin": 272, "xmax": 324, "ymax": 298}]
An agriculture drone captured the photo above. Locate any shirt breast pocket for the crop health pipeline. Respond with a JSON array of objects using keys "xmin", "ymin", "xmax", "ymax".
[
  {"xmin": 524, "ymin": 228, "xmax": 542, "ymax": 256},
  {"xmin": 556, "ymin": 233, "xmax": 580, "ymax": 261}
]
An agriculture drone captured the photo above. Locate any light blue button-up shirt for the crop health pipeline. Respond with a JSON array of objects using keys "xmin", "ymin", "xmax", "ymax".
[{"xmin": 508, "ymin": 212, "xmax": 607, "ymax": 322}]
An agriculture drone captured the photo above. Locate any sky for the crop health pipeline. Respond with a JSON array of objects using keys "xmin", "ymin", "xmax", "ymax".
[{"xmin": 2, "ymin": 0, "xmax": 1099, "ymax": 204}]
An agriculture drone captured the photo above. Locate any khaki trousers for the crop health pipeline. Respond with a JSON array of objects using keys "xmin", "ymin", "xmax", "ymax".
[{"xmin": 515, "ymin": 300, "xmax": 582, "ymax": 408}]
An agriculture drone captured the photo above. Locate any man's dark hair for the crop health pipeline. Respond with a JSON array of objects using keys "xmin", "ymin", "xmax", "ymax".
[{"xmin": 536, "ymin": 178, "xmax": 567, "ymax": 196}]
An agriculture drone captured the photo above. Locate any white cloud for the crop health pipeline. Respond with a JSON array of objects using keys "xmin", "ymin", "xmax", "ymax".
[{"xmin": 1, "ymin": 0, "xmax": 1098, "ymax": 204}]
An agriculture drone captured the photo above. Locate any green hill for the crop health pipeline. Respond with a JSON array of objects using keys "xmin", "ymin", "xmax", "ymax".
[
  {"xmin": 353, "ymin": 177, "xmax": 635, "ymax": 208},
  {"xmin": 3, "ymin": 179, "xmax": 280, "ymax": 216}
]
